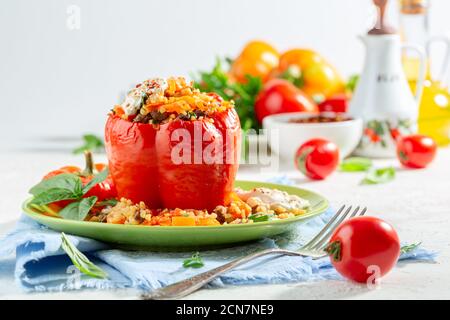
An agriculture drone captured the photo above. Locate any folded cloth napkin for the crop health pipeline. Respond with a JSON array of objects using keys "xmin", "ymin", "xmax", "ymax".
[{"xmin": 0, "ymin": 207, "xmax": 436, "ymax": 293}]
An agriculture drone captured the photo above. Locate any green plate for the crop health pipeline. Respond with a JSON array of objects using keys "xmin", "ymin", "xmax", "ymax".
[{"xmin": 22, "ymin": 181, "xmax": 328, "ymax": 249}]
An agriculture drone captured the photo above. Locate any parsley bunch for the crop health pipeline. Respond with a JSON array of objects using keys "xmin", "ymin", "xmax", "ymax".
[{"xmin": 194, "ymin": 59, "xmax": 263, "ymax": 131}]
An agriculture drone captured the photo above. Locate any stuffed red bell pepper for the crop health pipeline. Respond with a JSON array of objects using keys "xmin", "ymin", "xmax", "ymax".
[{"xmin": 105, "ymin": 77, "xmax": 241, "ymax": 211}]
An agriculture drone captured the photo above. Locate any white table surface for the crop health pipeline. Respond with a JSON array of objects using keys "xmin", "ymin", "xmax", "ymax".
[{"xmin": 1, "ymin": 149, "xmax": 449, "ymax": 300}]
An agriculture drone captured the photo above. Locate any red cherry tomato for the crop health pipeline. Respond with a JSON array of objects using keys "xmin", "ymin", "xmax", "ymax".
[
  {"xmin": 255, "ymin": 79, "xmax": 318, "ymax": 123},
  {"xmin": 397, "ymin": 134, "xmax": 437, "ymax": 169},
  {"xmin": 294, "ymin": 138, "xmax": 339, "ymax": 180},
  {"xmin": 317, "ymin": 94, "xmax": 348, "ymax": 113},
  {"xmin": 326, "ymin": 216, "xmax": 401, "ymax": 283}
]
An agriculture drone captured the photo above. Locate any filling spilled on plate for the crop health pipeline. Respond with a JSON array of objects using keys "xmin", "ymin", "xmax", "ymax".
[{"xmin": 89, "ymin": 188, "xmax": 310, "ymax": 226}]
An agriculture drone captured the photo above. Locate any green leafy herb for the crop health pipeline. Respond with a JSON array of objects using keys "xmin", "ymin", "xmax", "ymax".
[
  {"xmin": 182, "ymin": 252, "xmax": 204, "ymax": 269},
  {"xmin": 280, "ymin": 66, "xmax": 304, "ymax": 89},
  {"xmin": 30, "ymin": 188, "xmax": 81, "ymax": 206},
  {"xmin": 194, "ymin": 58, "xmax": 263, "ymax": 131},
  {"xmin": 29, "ymin": 204, "xmax": 59, "ymax": 217},
  {"xmin": 30, "ymin": 173, "xmax": 83, "ymax": 197},
  {"xmin": 95, "ymin": 198, "xmax": 119, "ymax": 207},
  {"xmin": 59, "ymin": 196, "xmax": 98, "ymax": 221},
  {"xmin": 82, "ymin": 168, "xmax": 109, "ymax": 195},
  {"xmin": 29, "ymin": 169, "xmax": 109, "ymax": 220},
  {"xmin": 361, "ymin": 167, "xmax": 396, "ymax": 185},
  {"xmin": 61, "ymin": 233, "xmax": 108, "ymax": 279},
  {"xmin": 339, "ymin": 157, "xmax": 373, "ymax": 172},
  {"xmin": 248, "ymin": 214, "xmax": 271, "ymax": 223},
  {"xmin": 400, "ymin": 242, "xmax": 422, "ymax": 254},
  {"xmin": 73, "ymin": 134, "xmax": 105, "ymax": 155},
  {"xmin": 346, "ymin": 74, "xmax": 359, "ymax": 92}
]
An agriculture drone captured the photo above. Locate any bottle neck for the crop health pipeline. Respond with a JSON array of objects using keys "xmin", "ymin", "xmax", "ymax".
[
  {"xmin": 399, "ymin": 11, "xmax": 429, "ymax": 49},
  {"xmin": 399, "ymin": 0, "xmax": 431, "ymax": 80}
]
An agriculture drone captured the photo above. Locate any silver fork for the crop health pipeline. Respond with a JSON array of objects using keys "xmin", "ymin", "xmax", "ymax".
[{"xmin": 142, "ymin": 205, "xmax": 366, "ymax": 300}]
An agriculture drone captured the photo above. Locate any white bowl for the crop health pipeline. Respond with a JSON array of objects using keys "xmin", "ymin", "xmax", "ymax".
[{"xmin": 262, "ymin": 112, "xmax": 363, "ymax": 161}]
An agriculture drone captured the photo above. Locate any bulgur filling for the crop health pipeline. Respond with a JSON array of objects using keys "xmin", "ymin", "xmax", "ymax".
[
  {"xmin": 112, "ymin": 77, "xmax": 234, "ymax": 124},
  {"xmin": 89, "ymin": 188, "xmax": 310, "ymax": 226}
]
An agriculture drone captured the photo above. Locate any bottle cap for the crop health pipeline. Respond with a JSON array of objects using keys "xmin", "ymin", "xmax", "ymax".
[
  {"xmin": 400, "ymin": 0, "xmax": 429, "ymax": 15},
  {"xmin": 369, "ymin": 0, "xmax": 396, "ymax": 35}
]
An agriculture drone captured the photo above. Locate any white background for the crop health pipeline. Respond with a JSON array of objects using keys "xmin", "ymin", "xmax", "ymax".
[{"xmin": 1, "ymin": 0, "xmax": 450, "ymax": 151}]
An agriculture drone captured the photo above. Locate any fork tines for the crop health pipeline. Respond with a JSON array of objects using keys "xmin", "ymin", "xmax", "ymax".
[{"xmin": 302, "ymin": 205, "xmax": 367, "ymax": 253}]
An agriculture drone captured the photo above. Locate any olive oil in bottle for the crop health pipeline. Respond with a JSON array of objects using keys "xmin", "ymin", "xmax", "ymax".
[{"xmin": 400, "ymin": 0, "xmax": 450, "ymax": 146}]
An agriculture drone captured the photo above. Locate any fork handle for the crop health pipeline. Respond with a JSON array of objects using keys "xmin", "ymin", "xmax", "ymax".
[{"xmin": 142, "ymin": 248, "xmax": 295, "ymax": 300}]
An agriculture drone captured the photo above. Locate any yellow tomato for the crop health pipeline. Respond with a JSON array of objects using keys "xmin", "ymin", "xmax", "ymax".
[
  {"xmin": 274, "ymin": 49, "xmax": 345, "ymax": 99},
  {"xmin": 277, "ymin": 49, "xmax": 323, "ymax": 71},
  {"xmin": 302, "ymin": 62, "xmax": 346, "ymax": 98},
  {"xmin": 230, "ymin": 40, "xmax": 279, "ymax": 83}
]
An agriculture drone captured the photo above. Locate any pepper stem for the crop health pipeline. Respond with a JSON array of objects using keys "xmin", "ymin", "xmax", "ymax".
[
  {"xmin": 325, "ymin": 240, "xmax": 342, "ymax": 262},
  {"xmin": 82, "ymin": 151, "xmax": 95, "ymax": 176}
]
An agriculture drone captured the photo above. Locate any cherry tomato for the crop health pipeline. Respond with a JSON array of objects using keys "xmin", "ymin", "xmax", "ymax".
[
  {"xmin": 255, "ymin": 79, "xmax": 318, "ymax": 123},
  {"xmin": 326, "ymin": 216, "xmax": 401, "ymax": 283},
  {"xmin": 317, "ymin": 94, "xmax": 349, "ymax": 113},
  {"xmin": 397, "ymin": 134, "xmax": 437, "ymax": 169},
  {"xmin": 272, "ymin": 49, "xmax": 346, "ymax": 99},
  {"xmin": 294, "ymin": 138, "xmax": 339, "ymax": 180},
  {"xmin": 230, "ymin": 40, "xmax": 279, "ymax": 83}
]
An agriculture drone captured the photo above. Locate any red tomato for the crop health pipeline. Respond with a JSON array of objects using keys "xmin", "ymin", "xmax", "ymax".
[
  {"xmin": 317, "ymin": 94, "xmax": 348, "ymax": 113},
  {"xmin": 397, "ymin": 134, "xmax": 437, "ymax": 169},
  {"xmin": 255, "ymin": 79, "xmax": 318, "ymax": 123},
  {"xmin": 326, "ymin": 216, "xmax": 400, "ymax": 283},
  {"xmin": 294, "ymin": 138, "xmax": 339, "ymax": 180}
]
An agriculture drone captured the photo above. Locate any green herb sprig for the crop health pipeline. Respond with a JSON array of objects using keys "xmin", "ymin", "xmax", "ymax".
[
  {"xmin": 29, "ymin": 169, "xmax": 109, "ymax": 221},
  {"xmin": 194, "ymin": 58, "xmax": 263, "ymax": 131},
  {"xmin": 183, "ymin": 252, "xmax": 204, "ymax": 269},
  {"xmin": 339, "ymin": 157, "xmax": 373, "ymax": 172},
  {"xmin": 73, "ymin": 134, "xmax": 105, "ymax": 155},
  {"xmin": 248, "ymin": 214, "xmax": 271, "ymax": 223},
  {"xmin": 346, "ymin": 74, "xmax": 359, "ymax": 93},
  {"xmin": 340, "ymin": 157, "xmax": 396, "ymax": 185},
  {"xmin": 400, "ymin": 242, "xmax": 422, "ymax": 255},
  {"xmin": 61, "ymin": 233, "xmax": 108, "ymax": 279},
  {"xmin": 361, "ymin": 167, "xmax": 396, "ymax": 185}
]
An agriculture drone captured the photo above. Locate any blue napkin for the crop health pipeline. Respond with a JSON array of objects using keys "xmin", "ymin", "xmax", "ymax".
[{"xmin": 0, "ymin": 206, "xmax": 436, "ymax": 293}]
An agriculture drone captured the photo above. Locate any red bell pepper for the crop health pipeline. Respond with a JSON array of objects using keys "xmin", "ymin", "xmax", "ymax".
[{"xmin": 105, "ymin": 108, "xmax": 241, "ymax": 211}]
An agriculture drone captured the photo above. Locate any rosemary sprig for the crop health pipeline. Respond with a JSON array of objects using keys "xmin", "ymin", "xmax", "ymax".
[{"xmin": 401, "ymin": 242, "xmax": 422, "ymax": 255}]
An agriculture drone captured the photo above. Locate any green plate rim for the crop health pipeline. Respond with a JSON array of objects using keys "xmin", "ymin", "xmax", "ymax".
[{"xmin": 22, "ymin": 180, "xmax": 329, "ymax": 231}]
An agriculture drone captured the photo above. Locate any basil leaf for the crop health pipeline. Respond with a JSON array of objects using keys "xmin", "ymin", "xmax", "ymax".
[
  {"xmin": 340, "ymin": 157, "xmax": 373, "ymax": 172},
  {"xmin": 361, "ymin": 167, "xmax": 396, "ymax": 185},
  {"xmin": 95, "ymin": 198, "xmax": 118, "ymax": 207},
  {"xmin": 29, "ymin": 204, "xmax": 59, "ymax": 217},
  {"xmin": 29, "ymin": 173, "xmax": 83, "ymax": 197},
  {"xmin": 61, "ymin": 233, "xmax": 108, "ymax": 279},
  {"xmin": 59, "ymin": 196, "xmax": 98, "ymax": 221},
  {"xmin": 73, "ymin": 134, "xmax": 105, "ymax": 155},
  {"xmin": 248, "ymin": 214, "xmax": 271, "ymax": 223},
  {"xmin": 182, "ymin": 252, "xmax": 204, "ymax": 269},
  {"xmin": 30, "ymin": 188, "xmax": 80, "ymax": 206},
  {"xmin": 82, "ymin": 168, "xmax": 109, "ymax": 195}
]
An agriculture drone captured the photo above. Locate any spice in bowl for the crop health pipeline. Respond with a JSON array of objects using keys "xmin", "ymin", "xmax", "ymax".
[{"xmin": 288, "ymin": 113, "xmax": 353, "ymax": 124}]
